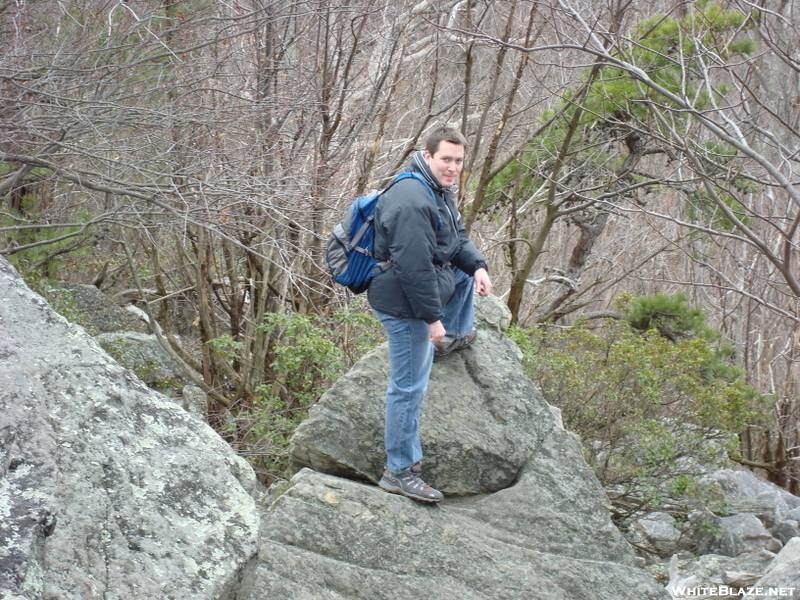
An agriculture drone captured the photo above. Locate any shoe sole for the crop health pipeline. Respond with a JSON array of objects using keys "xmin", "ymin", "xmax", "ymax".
[{"xmin": 378, "ymin": 479, "xmax": 443, "ymax": 503}]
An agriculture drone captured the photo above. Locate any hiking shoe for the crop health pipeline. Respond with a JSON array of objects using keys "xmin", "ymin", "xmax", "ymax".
[
  {"xmin": 379, "ymin": 467, "xmax": 443, "ymax": 503},
  {"xmin": 433, "ymin": 329, "xmax": 477, "ymax": 361}
]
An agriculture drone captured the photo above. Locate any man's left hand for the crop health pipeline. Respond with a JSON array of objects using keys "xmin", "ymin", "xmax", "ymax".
[{"xmin": 474, "ymin": 268, "xmax": 492, "ymax": 297}]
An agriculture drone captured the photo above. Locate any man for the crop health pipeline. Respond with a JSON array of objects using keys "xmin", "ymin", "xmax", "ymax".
[{"xmin": 368, "ymin": 126, "xmax": 492, "ymax": 502}]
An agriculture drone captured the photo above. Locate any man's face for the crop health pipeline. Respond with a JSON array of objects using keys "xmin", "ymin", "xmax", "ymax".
[{"xmin": 424, "ymin": 140, "xmax": 464, "ymax": 188}]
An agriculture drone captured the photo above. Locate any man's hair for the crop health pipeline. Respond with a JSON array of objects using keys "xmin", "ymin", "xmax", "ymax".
[{"xmin": 425, "ymin": 126, "xmax": 468, "ymax": 156}]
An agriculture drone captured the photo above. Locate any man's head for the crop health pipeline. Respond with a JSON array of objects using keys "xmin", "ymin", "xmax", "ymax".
[{"xmin": 424, "ymin": 126, "xmax": 467, "ymax": 188}]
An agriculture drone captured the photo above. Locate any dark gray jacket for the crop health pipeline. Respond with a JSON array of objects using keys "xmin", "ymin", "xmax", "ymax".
[{"xmin": 367, "ymin": 162, "xmax": 487, "ymax": 323}]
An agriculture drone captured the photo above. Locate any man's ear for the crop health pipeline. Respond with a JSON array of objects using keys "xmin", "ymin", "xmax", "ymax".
[{"xmin": 423, "ymin": 150, "xmax": 433, "ymax": 162}]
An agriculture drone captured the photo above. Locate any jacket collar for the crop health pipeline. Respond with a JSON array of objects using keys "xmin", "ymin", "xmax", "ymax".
[{"xmin": 410, "ymin": 151, "xmax": 459, "ymax": 195}]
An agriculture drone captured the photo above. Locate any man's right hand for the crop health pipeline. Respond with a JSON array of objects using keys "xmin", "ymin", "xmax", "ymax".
[{"xmin": 428, "ymin": 320, "xmax": 446, "ymax": 344}]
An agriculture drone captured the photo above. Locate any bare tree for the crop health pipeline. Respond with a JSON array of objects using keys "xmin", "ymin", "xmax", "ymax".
[
  {"xmin": 5, "ymin": 0, "xmax": 798, "ymax": 489},
  {"xmin": 444, "ymin": 0, "xmax": 800, "ymax": 490}
]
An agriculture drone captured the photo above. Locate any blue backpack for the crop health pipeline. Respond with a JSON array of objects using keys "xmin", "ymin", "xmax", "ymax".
[{"xmin": 326, "ymin": 172, "xmax": 432, "ymax": 294}]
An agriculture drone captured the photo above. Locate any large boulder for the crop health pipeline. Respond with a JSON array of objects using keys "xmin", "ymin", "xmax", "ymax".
[
  {"xmin": 289, "ymin": 295, "xmax": 562, "ymax": 496},
  {"xmin": 0, "ymin": 257, "xmax": 261, "ymax": 600},
  {"xmin": 706, "ymin": 469, "xmax": 800, "ymax": 523},
  {"xmin": 749, "ymin": 537, "xmax": 800, "ymax": 598},
  {"xmin": 634, "ymin": 512, "xmax": 684, "ymax": 556},
  {"xmin": 95, "ymin": 331, "xmax": 189, "ymax": 394},
  {"xmin": 714, "ymin": 514, "xmax": 773, "ymax": 557},
  {"xmin": 255, "ymin": 467, "xmax": 669, "ymax": 600},
  {"xmin": 54, "ymin": 281, "xmax": 150, "ymax": 334},
  {"xmin": 682, "ymin": 470, "xmax": 800, "ymax": 560},
  {"xmin": 263, "ymin": 295, "xmax": 670, "ymax": 600},
  {"xmin": 650, "ymin": 470, "xmax": 800, "ymax": 596}
]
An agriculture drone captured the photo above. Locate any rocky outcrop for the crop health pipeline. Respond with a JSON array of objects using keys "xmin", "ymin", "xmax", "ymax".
[
  {"xmin": 260, "ymin": 295, "xmax": 671, "ymax": 600},
  {"xmin": 288, "ymin": 298, "xmax": 555, "ymax": 496},
  {"xmin": 0, "ymin": 257, "xmax": 261, "ymax": 600},
  {"xmin": 54, "ymin": 282, "xmax": 150, "ymax": 334},
  {"xmin": 4, "ymin": 259, "xmax": 670, "ymax": 600},
  {"xmin": 634, "ymin": 468, "xmax": 800, "ymax": 561},
  {"xmin": 95, "ymin": 331, "xmax": 189, "ymax": 393},
  {"xmin": 665, "ymin": 539, "xmax": 800, "ymax": 599},
  {"xmin": 753, "ymin": 537, "xmax": 800, "ymax": 596},
  {"xmin": 651, "ymin": 469, "xmax": 800, "ymax": 598},
  {"xmin": 254, "ymin": 468, "xmax": 667, "ymax": 600},
  {"xmin": 7, "ymin": 252, "xmax": 797, "ymax": 600},
  {"xmin": 53, "ymin": 282, "xmax": 202, "ymax": 407}
]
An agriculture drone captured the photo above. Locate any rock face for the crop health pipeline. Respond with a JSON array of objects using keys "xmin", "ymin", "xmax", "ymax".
[
  {"xmin": 255, "ymin": 469, "xmax": 667, "ymax": 600},
  {"xmin": 55, "ymin": 282, "xmax": 150, "ymax": 334},
  {"xmin": 260, "ymin": 295, "xmax": 671, "ymax": 600},
  {"xmin": 0, "ymin": 257, "xmax": 261, "ymax": 600},
  {"xmin": 662, "ymin": 469, "xmax": 800, "ymax": 598},
  {"xmin": 753, "ymin": 537, "xmax": 800, "ymax": 597},
  {"xmin": 708, "ymin": 469, "xmax": 800, "ymax": 521},
  {"xmin": 289, "ymin": 295, "xmax": 568, "ymax": 496},
  {"xmin": 12, "ymin": 253, "xmax": 796, "ymax": 600},
  {"xmin": 95, "ymin": 331, "xmax": 189, "ymax": 392}
]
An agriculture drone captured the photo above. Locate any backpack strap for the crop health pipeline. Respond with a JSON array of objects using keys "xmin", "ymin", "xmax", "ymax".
[
  {"xmin": 350, "ymin": 216, "xmax": 375, "ymax": 254},
  {"xmin": 390, "ymin": 172, "xmax": 435, "ymax": 200},
  {"xmin": 372, "ymin": 172, "xmax": 437, "ymax": 275},
  {"xmin": 358, "ymin": 173, "xmax": 433, "ymax": 254}
]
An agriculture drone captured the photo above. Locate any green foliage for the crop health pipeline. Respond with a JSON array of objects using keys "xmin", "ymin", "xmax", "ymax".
[
  {"xmin": 485, "ymin": 3, "xmax": 757, "ymax": 222},
  {"xmin": 2, "ymin": 189, "xmax": 98, "ymax": 279},
  {"xmin": 259, "ymin": 311, "xmax": 344, "ymax": 406},
  {"xmin": 698, "ymin": 519, "xmax": 722, "ymax": 536},
  {"xmin": 507, "ymin": 294, "xmax": 761, "ymax": 522},
  {"xmin": 206, "ymin": 335, "xmax": 245, "ymax": 362},
  {"xmin": 686, "ymin": 188, "xmax": 755, "ymax": 232},
  {"xmin": 327, "ymin": 307, "xmax": 385, "ymax": 367},
  {"xmin": 220, "ymin": 309, "xmax": 382, "ymax": 483},
  {"xmin": 679, "ymin": 143, "xmax": 758, "ymax": 232},
  {"xmin": 588, "ymin": 3, "xmax": 756, "ymax": 122},
  {"xmin": 621, "ymin": 291, "xmax": 717, "ymax": 341}
]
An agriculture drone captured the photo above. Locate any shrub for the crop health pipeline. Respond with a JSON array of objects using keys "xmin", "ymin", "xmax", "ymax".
[
  {"xmin": 217, "ymin": 309, "xmax": 382, "ymax": 484},
  {"xmin": 508, "ymin": 295, "xmax": 761, "ymax": 523}
]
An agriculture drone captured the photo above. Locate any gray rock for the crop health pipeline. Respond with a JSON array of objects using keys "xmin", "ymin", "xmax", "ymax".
[
  {"xmin": 765, "ymin": 537, "xmax": 784, "ymax": 553},
  {"xmin": 255, "ymin": 469, "xmax": 670, "ymax": 600},
  {"xmin": 749, "ymin": 536, "xmax": 800, "ymax": 598},
  {"xmin": 771, "ymin": 520, "xmax": 800, "ymax": 545},
  {"xmin": 720, "ymin": 515, "xmax": 773, "ymax": 556},
  {"xmin": 663, "ymin": 551, "xmax": 775, "ymax": 597},
  {"xmin": 95, "ymin": 331, "xmax": 188, "ymax": 394},
  {"xmin": 635, "ymin": 512, "xmax": 683, "ymax": 555},
  {"xmin": 720, "ymin": 569, "xmax": 765, "ymax": 587},
  {"xmin": 0, "ymin": 257, "xmax": 260, "ymax": 600},
  {"xmin": 694, "ymin": 514, "xmax": 773, "ymax": 557},
  {"xmin": 289, "ymin": 295, "xmax": 557, "ymax": 496},
  {"xmin": 180, "ymin": 384, "xmax": 209, "ymax": 418},
  {"xmin": 268, "ymin": 295, "xmax": 669, "ymax": 599},
  {"xmin": 706, "ymin": 469, "xmax": 800, "ymax": 523},
  {"xmin": 54, "ymin": 281, "xmax": 150, "ymax": 334}
]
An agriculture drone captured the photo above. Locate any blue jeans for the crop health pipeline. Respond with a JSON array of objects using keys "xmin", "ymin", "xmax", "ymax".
[{"xmin": 375, "ymin": 268, "xmax": 475, "ymax": 474}]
